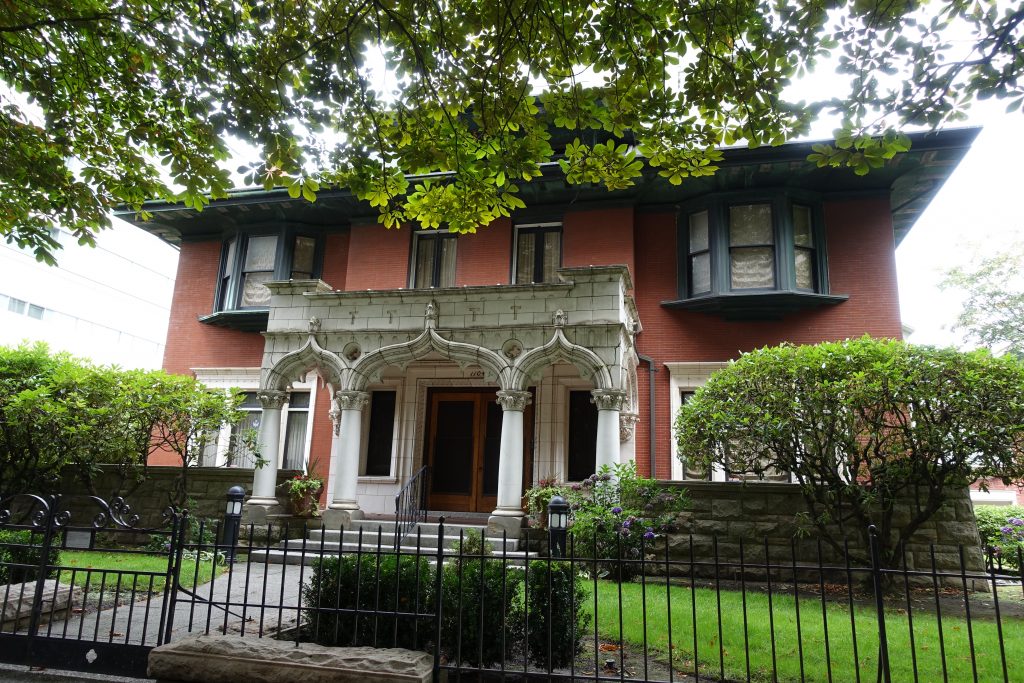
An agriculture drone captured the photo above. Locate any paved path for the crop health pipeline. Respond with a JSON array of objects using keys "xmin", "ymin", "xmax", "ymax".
[
  {"xmin": 35, "ymin": 560, "xmax": 306, "ymax": 647},
  {"xmin": 0, "ymin": 663, "xmax": 152, "ymax": 682}
]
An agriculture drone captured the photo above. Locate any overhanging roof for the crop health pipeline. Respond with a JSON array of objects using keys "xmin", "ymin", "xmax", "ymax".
[{"xmin": 115, "ymin": 127, "xmax": 979, "ymax": 247}]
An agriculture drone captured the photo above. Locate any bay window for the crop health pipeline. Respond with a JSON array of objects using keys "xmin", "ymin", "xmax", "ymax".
[{"xmin": 215, "ymin": 230, "xmax": 322, "ymax": 312}]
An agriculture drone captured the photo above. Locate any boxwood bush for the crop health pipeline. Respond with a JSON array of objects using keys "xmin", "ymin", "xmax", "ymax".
[
  {"xmin": 441, "ymin": 531, "xmax": 524, "ymax": 667},
  {"xmin": 301, "ymin": 552, "xmax": 435, "ymax": 650},
  {"xmin": 526, "ymin": 559, "xmax": 590, "ymax": 668}
]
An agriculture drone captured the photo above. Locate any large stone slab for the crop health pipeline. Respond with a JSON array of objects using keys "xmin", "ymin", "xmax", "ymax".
[{"xmin": 148, "ymin": 634, "xmax": 433, "ymax": 683}]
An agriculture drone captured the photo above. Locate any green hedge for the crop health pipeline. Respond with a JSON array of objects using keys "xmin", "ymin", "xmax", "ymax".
[
  {"xmin": 301, "ymin": 553, "xmax": 435, "ymax": 650},
  {"xmin": 974, "ymin": 504, "xmax": 1024, "ymax": 569},
  {"xmin": 0, "ymin": 529, "xmax": 60, "ymax": 584},
  {"xmin": 526, "ymin": 559, "xmax": 590, "ymax": 668}
]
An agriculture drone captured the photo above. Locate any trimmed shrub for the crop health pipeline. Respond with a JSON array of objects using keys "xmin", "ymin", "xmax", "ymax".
[
  {"xmin": 0, "ymin": 529, "xmax": 59, "ymax": 584},
  {"xmin": 526, "ymin": 559, "xmax": 590, "ymax": 668},
  {"xmin": 301, "ymin": 552, "xmax": 435, "ymax": 650},
  {"xmin": 441, "ymin": 531, "xmax": 524, "ymax": 667},
  {"xmin": 974, "ymin": 504, "xmax": 1024, "ymax": 569}
]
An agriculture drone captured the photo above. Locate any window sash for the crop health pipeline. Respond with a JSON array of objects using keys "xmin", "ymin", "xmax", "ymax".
[
  {"xmin": 412, "ymin": 233, "xmax": 458, "ymax": 288},
  {"xmin": 515, "ymin": 225, "xmax": 562, "ymax": 284}
]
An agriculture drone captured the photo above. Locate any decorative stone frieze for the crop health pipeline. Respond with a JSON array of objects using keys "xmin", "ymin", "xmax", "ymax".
[
  {"xmin": 496, "ymin": 389, "xmax": 533, "ymax": 412},
  {"xmin": 256, "ymin": 390, "xmax": 288, "ymax": 410},
  {"xmin": 591, "ymin": 389, "xmax": 627, "ymax": 411},
  {"xmin": 620, "ymin": 412, "xmax": 639, "ymax": 442},
  {"xmin": 334, "ymin": 390, "xmax": 370, "ymax": 412}
]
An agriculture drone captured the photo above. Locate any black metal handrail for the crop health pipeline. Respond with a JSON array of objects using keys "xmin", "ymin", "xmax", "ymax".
[{"xmin": 394, "ymin": 465, "xmax": 429, "ymax": 549}]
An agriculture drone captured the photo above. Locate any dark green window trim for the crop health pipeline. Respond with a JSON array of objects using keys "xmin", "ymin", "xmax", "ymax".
[
  {"xmin": 213, "ymin": 225, "xmax": 325, "ymax": 314},
  {"xmin": 669, "ymin": 190, "xmax": 844, "ymax": 319}
]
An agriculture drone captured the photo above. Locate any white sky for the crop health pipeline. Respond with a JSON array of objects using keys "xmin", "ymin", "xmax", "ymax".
[{"xmin": 895, "ymin": 101, "xmax": 1023, "ymax": 347}]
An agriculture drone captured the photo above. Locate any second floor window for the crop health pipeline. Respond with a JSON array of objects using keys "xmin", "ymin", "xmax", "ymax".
[
  {"xmin": 514, "ymin": 223, "xmax": 562, "ymax": 284},
  {"xmin": 217, "ymin": 232, "xmax": 321, "ymax": 311},
  {"xmin": 412, "ymin": 231, "xmax": 457, "ymax": 288}
]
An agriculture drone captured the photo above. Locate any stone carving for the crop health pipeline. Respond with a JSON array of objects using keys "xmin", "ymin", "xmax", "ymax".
[
  {"xmin": 343, "ymin": 341, "xmax": 361, "ymax": 361},
  {"xmin": 334, "ymin": 390, "xmax": 370, "ymax": 412},
  {"xmin": 308, "ymin": 317, "xmax": 321, "ymax": 333},
  {"xmin": 256, "ymin": 390, "xmax": 288, "ymax": 410},
  {"xmin": 552, "ymin": 309, "xmax": 568, "ymax": 327},
  {"xmin": 501, "ymin": 339, "xmax": 523, "ymax": 359},
  {"xmin": 496, "ymin": 389, "xmax": 533, "ymax": 412},
  {"xmin": 620, "ymin": 413, "xmax": 639, "ymax": 442},
  {"xmin": 328, "ymin": 406, "xmax": 342, "ymax": 436},
  {"xmin": 424, "ymin": 300, "xmax": 438, "ymax": 328},
  {"xmin": 591, "ymin": 389, "xmax": 627, "ymax": 411}
]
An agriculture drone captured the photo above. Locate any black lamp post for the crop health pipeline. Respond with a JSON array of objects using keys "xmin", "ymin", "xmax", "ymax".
[
  {"xmin": 223, "ymin": 485, "xmax": 245, "ymax": 565},
  {"xmin": 547, "ymin": 495, "xmax": 569, "ymax": 558}
]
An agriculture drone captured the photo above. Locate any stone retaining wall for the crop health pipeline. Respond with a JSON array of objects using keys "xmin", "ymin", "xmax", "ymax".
[
  {"xmin": 661, "ymin": 481, "xmax": 985, "ymax": 577},
  {"xmin": 57, "ymin": 465, "xmax": 301, "ymax": 528}
]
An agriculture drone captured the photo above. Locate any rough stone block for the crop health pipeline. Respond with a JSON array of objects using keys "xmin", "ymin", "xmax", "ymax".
[{"xmin": 148, "ymin": 634, "xmax": 433, "ymax": 683}]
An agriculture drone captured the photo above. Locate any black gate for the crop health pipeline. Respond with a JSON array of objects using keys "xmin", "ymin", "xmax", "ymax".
[{"xmin": 0, "ymin": 494, "xmax": 187, "ymax": 677}]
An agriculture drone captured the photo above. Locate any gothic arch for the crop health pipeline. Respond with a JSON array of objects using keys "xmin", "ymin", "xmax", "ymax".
[
  {"xmin": 345, "ymin": 328, "xmax": 513, "ymax": 391},
  {"xmin": 509, "ymin": 328, "xmax": 614, "ymax": 391},
  {"xmin": 263, "ymin": 334, "xmax": 347, "ymax": 391}
]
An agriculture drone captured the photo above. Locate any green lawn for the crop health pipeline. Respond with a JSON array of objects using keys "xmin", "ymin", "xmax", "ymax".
[
  {"xmin": 56, "ymin": 550, "xmax": 224, "ymax": 596},
  {"xmin": 589, "ymin": 580, "xmax": 1024, "ymax": 683}
]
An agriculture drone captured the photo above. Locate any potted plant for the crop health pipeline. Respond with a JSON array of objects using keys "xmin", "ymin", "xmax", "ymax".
[{"xmin": 284, "ymin": 470, "xmax": 325, "ymax": 517}]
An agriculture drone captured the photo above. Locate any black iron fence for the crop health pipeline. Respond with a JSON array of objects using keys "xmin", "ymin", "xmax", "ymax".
[
  {"xmin": 169, "ymin": 518, "xmax": 1024, "ymax": 683},
  {"xmin": 0, "ymin": 493, "xmax": 187, "ymax": 677},
  {"xmin": 0, "ymin": 496, "xmax": 1021, "ymax": 682}
]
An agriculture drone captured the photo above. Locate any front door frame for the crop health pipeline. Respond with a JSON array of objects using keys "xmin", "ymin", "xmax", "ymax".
[{"xmin": 424, "ymin": 387, "xmax": 534, "ymax": 513}]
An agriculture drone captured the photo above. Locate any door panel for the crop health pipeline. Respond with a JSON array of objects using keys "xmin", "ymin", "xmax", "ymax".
[{"xmin": 426, "ymin": 388, "xmax": 533, "ymax": 513}]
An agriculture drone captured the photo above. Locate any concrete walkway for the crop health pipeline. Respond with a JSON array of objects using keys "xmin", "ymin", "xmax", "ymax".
[{"xmin": 30, "ymin": 559, "xmax": 306, "ymax": 647}]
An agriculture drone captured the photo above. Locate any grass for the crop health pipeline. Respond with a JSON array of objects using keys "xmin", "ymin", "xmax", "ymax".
[
  {"xmin": 56, "ymin": 550, "xmax": 224, "ymax": 597},
  {"xmin": 588, "ymin": 580, "xmax": 1024, "ymax": 683}
]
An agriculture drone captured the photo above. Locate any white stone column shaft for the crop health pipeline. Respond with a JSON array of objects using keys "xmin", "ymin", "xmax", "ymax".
[
  {"xmin": 492, "ymin": 390, "xmax": 533, "ymax": 516},
  {"xmin": 329, "ymin": 391, "xmax": 370, "ymax": 510},
  {"xmin": 249, "ymin": 390, "xmax": 287, "ymax": 505},
  {"xmin": 592, "ymin": 389, "xmax": 627, "ymax": 473}
]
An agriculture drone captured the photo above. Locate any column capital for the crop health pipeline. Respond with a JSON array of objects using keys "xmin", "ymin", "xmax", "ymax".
[
  {"xmin": 619, "ymin": 412, "xmax": 639, "ymax": 443},
  {"xmin": 256, "ymin": 390, "xmax": 288, "ymax": 410},
  {"xmin": 591, "ymin": 389, "xmax": 627, "ymax": 411},
  {"xmin": 334, "ymin": 390, "xmax": 370, "ymax": 412},
  {"xmin": 496, "ymin": 389, "xmax": 533, "ymax": 412}
]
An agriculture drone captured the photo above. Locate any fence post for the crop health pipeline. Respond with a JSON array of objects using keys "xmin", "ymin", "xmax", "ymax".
[
  {"xmin": 26, "ymin": 495, "xmax": 58, "ymax": 640},
  {"xmin": 160, "ymin": 509, "xmax": 189, "ymax": 645},
  {"xmin": 868, "ymin": 525, "xmax": 891, "ymax": 683},
  {"xmin": 432, "ymin": 516, "xmax": 445, "ymax": 683}
]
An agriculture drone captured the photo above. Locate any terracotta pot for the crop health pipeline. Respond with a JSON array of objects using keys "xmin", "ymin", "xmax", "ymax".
[{"xmin": 289, "ymin": 488, "xmax": 322, "ymax": 517}]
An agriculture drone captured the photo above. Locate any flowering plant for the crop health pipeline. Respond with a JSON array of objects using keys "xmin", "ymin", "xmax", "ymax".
[
  {"xmin": 525, "ymin": 461, "xmax": 688, "ymax": 581},
  {"xmin": 283, "ymin": 465, "xmax": 325, "ymax": 516}
]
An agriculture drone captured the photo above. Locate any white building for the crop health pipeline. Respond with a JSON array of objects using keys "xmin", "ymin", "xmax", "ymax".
[{"xmin": 0, "ymin": 219, "xmax": 178, "ymax": 369}]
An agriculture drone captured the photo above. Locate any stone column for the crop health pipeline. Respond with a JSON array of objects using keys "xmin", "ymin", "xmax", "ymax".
[
  {"xmin": 488, "ymin": 389, "xmax": 532, "ymax": 537},
  {"xmin": 592, "ymin": 389, "xmax": 627, "ymax": 472},
  {"xmin": 246, "ymin": 390, "xmax": 287, "ymax": 513},
  {"xmin": 323, "ymin": 390, "xmax": 369, "ymax": 526}
]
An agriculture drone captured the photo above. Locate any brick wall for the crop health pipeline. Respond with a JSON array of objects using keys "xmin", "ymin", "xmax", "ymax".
[
  {"xmin": 162, "ymin": 241, "xmax": 264, "ymax": 375},
  {"xmin": 345, "ymin": 224, "xmax": 412, "ymax": 290},
  {"xmin": 563, "ymin": 206, "xmax": 635, "ymax": 274},
  {"xmin": 455, "ymin": 218, "xmax": 512, "ymax": 286}
]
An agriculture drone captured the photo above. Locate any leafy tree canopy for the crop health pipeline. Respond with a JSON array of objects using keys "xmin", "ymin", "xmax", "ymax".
[
  {"xmin": 942, "ymin": 246, "xmax": 1024, "ymax": 359},
  {"xmin": 675, "ymin": 336, "xmax": 1024, "ymax": 566},
  {"xmin": 0, "ymin": 343, "xmax": 246, "ymax": 504},
  {"xmin": 3, "ymin": 1, "xmax": 1022, "ymax": 263}
]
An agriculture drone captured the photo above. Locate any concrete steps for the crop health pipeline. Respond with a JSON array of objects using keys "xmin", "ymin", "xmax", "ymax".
[{"xmin": 249, "ymin": 516, "xmax": 536, "ymax": 566}]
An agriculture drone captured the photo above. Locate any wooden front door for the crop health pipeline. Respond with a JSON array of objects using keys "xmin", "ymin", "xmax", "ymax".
[{"xmin": 425, "ymin": 388, "xmax": 533, "ymax": 513}]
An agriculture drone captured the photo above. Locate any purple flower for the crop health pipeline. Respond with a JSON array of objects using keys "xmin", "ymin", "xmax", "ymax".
[
  {"xmin": 1001, "ymin": 526, "xmax": 1013, "ymax": 535},
  {"xmin": 1011, "ymin": 518, "xmax": 1024, "ymax": 527},
  {"xmin": 644, "ymin": 530, "xmax": 656, "ymax": 540},
  {"xmin": 611, "ymin": 506, "xmax": 622, "ymax": 515},
  {"xmin": 623, "ymin": 519, "xmax": 632, "ymax": 529},
  {"xmin": 571, "ymin": 483, "xmax": 582, "ymax": 491}
]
